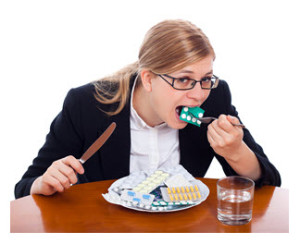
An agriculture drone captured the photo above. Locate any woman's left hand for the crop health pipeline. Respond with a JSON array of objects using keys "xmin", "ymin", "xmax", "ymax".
[{"xmin": 207, "ymin": 114, "xmax": 244, "ymax": 161}]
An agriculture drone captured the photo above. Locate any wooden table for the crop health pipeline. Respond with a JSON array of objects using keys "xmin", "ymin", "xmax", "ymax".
[{"xmin": 10, "ymin": 178, "xmax": 288, "ymax": 233}]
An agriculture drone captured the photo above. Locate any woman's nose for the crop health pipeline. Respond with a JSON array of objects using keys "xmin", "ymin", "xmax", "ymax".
[{"xmin": 186, "ymin": 82, "xmax": 209, "ymax": 102}]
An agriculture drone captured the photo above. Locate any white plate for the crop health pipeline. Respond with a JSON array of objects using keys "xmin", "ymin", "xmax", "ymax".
[{"xmin": 102, "ymin": 165, "xmax": 210, "ymax": 213}]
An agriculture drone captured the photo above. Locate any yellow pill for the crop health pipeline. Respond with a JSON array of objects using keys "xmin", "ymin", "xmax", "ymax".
[
  {"xmin": 197, "ymin": 191, "xmax": 201, "ymax": 199},
  {"xmin": 183, "ymin": 193, "xmax": 188, "ymax": 200},
  {"xmin": 172, "ymin": 187, "xmax": 176, "ymax": 194},
  {"xmin": 181, "ymin": 186, "xmax": 185, "ymax": 193},
  {"xmin": 192, "ymin": 192, "xmax": 197, "ymax": 200},
  {"xmin": 190, "ymin": 186, "xmax": 194, "ymax": 192},
  {"xmin": 174, "ymin": 194, "xmax": 178, "ymax": 201},
  {"xmin": 185, "ymin": 186, "xmax": 190, "ymax": 193},
  {"xmin": 176, "ymin": 187, "xmax": 181, "ymax": 193},
  {"xmin": 168, "ymin": 194, "xmax": 174, "ymax": 202},
  {"xmin": 179, "ymin": 194, "xmax": 183, "ymax": 200},
  {"xmin": 194, "ymin": 185, "xmax": 199, "ymax": 192},
  {"xmin": 187, "ymin": 193, "xmax": 192, "ymax": 200},
  {"xmin": 167, "ymin": 188, "xmax": 171, "ymax": 194}
]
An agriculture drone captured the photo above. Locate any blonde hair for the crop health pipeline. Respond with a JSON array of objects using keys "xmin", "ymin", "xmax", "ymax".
[{"xmin": 93, "ymin": 19, "xmax": 215, "ymax": 116}]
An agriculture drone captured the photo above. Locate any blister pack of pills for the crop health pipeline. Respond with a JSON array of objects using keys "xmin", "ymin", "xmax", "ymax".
[
  {"xmin": 120, "ymin": 190, "xmax": 155, "ymax": 209},
  {"xmin": 180, "ymin": 106, "xmax": 205, "ymax": 127},
  {"xmin": 102, "ymin": 165, "xmax": 210, "ymax": 213},
  {"xmin": 133, "ymin": 170, "xmax": 169, "ymax": 193},
  {"xmin": 161, "ymin": 185, "xmax": 202, "ymax": 203}
]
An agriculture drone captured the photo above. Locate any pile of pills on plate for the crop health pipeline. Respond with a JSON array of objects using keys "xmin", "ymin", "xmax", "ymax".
[
  {"xmin": 180, "ymin": 106, "xmax": 204, "ymax": 127},
  {"xmin": 161, "ymin": 185, "xmax": 201, "ymax": 202},
  {"xmin": 133, "ymin": 170, "xmax": 169, "ymax": 194}
]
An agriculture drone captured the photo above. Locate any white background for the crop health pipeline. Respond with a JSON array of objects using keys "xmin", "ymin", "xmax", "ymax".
[{"xmin": 1, "ymin": 0, "xmax": 299, "ymax": 241}]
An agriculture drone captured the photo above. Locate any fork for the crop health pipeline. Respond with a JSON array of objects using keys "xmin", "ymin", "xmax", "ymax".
[{"xmin": 198, "ymin": 116, "xmax": 246, "ymax": 128}]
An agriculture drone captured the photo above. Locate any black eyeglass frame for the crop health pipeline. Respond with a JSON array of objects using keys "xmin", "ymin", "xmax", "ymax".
[{"xmin": 155, "ymin": 73, "xmax": 219, "ymax": 90}]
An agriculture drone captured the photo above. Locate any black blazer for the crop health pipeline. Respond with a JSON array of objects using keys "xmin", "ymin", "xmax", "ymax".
[{"xmin": 15, "ymin": 75, "xmax": 281, "ymax": 198}]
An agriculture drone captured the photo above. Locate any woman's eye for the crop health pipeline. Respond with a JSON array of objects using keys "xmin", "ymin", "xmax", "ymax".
[
  {"xmin": 177, "ymin": 78, "xmax": 190, "ymax": 83},
  {"xmin": 202, "ymin": 77, "xmax": 211, "ymax": 83}
]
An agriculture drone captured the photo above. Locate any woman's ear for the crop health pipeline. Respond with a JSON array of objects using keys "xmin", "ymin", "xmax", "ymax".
[{"xmin": 140, "ymin": 69, "xmax": 153, "ymax": 92}]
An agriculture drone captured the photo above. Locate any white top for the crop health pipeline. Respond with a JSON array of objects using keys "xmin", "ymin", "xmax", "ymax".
[{"xmin": 129, "ymin": 79, "xmax": 180, "ymax": 173}]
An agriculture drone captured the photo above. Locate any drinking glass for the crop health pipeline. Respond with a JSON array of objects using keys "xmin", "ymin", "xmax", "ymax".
[{"xmin": 217, "ymin": 176, "xmax": 254, "ymax": 225}]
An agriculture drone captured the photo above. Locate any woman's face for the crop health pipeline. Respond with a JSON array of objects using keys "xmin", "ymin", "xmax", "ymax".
[{"xmin": 142, "ymin": 55, "xmax": 214, "ymax": 129}]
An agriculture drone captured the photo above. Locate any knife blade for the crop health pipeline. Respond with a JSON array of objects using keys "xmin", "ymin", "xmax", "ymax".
[{"xmin": 79, "ymin": 122, "xmax": 116, "ymax": 164}]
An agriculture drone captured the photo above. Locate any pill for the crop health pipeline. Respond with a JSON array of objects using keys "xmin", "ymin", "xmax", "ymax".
[
  {"xmin": 154, "ymin": 179, "xmax": 162, "ymax": 184},
  {"xmin": 183, "ymin": 193, "xmax": 188, "ymax": 200},
  {"xmin": 181, "ymin": 186, "xmax": 185, "ymax": 193},
  {"xmin": 185, "ymin": 186, "xmax": 190, "ymax": 193},
  {"xmin": 179, "ymin": 194, "xmax": 183, "ymax": 201},
  {"xmin": 133, "ymin": 198, "xmax": 141, "ymax": 203},
  {"xmin": 181, "ymin": 114, "xmax": 187, "ymax": 119},
  {"xmin": 172, "ymin": 187, "xmax": 176, "ymax": 194},
  {"xmin": 187, "ymin": 193, "xmax": 192, "ymax": 200},
  {"xmin": 187, "ymin": 115, "xmax": 191, "ymax": 121},
  {"xmin": 190, "ymin": 186, "xmax": 194, "ymax": 192},
  {"xmin": 142, "ymin": 194, "xmax": 151, "ymax": 200},
  {"xmin": 184, "ymin": 107, "xmax": 188, "ymax": 112},
  {"xmin": 127, "ymin": 191, "xmax": 136, "ymax": 197},
  {"xmin": 192, "ymin": 192, "xmax": 197, "ymax": 200},
  {"xmin": 144, "ymin": 186, "xmax": 151, "ymax": 192},
  {"xmin": 197, "ymin": 120, "xmax": 201, "ymax": 124},
  {"xmin": 197, "ymin": 191, "xmax": 201, "ymax": 199},
  {"xmin": 194, "ymin": 185, "xmax": 199, "ymax": 191},
  {"xmin": 148, "ymin": 183, "xmax": 156, "ymax": 187},
  {"xmin": 174, "ymin": 194, "xmax": 178, "ymax": 201},
  {"xmin": 167, "ymin": 188, "xmax": 171, "ymax": 194},
  {"xmin": 168, "ymin": 194, "xmax": 174, "ymax": 201},
  {"xmin": 176, "ymin": 187, "xmax": 180, "ymax": 193}
]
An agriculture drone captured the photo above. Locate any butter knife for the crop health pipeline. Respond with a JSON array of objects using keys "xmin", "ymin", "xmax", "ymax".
[{"xmin": 79, "ymin": 122, "xmax": 116, "ymax": 164}]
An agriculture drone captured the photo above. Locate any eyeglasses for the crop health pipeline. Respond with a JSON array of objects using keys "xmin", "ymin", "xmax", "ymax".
[{"xmin": 155, "ymin": 73, "xmax": 219, "ymax": 90}]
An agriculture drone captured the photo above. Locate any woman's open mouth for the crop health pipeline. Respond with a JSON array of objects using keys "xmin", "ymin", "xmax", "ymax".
[{"xmin": 175, "ymin": 106, "xmax": 184, "ymax": 117}]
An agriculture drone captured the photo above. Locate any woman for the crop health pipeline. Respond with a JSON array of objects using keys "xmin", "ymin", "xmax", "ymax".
[{"xmin": 15, "ymin": 19, "xmax": 281, "ymax": 199}]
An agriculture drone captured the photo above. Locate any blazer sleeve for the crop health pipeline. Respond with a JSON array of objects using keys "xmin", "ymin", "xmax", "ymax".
[
  {"xmin": 213, "ymin": 81, "xmax": 281, "ymax": 187},
  {"xmin": 14, "ymin": 88, "xmax": 85, "ymax": 199}
]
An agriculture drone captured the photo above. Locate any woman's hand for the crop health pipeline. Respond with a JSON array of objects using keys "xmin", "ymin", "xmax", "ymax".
[
  {"xmin": 30, "ymin": 155, "xmax": 85, "ymax": 196},
  {"xmin": 207, "ymin": 114, "xmax": 262, "ymax": 180},
  {"xmin": 207, "ymin": 114, "xmax": 244, "ymax": 161}
]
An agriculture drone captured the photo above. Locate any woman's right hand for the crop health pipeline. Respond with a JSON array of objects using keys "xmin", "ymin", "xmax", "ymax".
[{"xmin": 30, "ymin": 155, "xmax": 85, "ymax": 196}]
